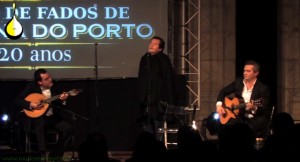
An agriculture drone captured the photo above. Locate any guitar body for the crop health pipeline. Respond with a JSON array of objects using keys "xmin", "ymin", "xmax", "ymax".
[
  {"xmin": 219, "ymin": 97, "xmax": 240, "ymax": 124},
  {"xmin": 23, "ymin": 93, "xmax": 49, "ymax": 118},
  {"xmin": 22, "ymin": 89, "xmax": 82, "ymax": 118}
]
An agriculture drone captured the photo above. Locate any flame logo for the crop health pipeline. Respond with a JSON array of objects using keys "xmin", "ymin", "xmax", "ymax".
[{"xmin": 5, "ymin": 3, "xmax": 23, "ymax": 40}]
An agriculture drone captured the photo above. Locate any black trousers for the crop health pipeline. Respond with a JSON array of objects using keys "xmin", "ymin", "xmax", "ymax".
[{"xmin": 29, "ymin": 115, "xmax": 72, "ymax": 156}]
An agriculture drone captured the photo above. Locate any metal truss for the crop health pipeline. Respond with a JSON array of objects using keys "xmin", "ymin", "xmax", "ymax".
[
  {"xmin": 183, "ymin": 0, "xmax": 200, "ymax": 107},
  {"xmin": 169, "ymin": 0, "xmax": 200, "ymax": 107}
]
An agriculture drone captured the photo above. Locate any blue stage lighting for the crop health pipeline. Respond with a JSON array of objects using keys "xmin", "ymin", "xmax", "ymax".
[
  {"xmin": 1, "ymin": 113, "xmax": 9, "ymax": 122},
  {"xmin": 205, "ymin": 112, "xmax": 220, "ymax": 135}
]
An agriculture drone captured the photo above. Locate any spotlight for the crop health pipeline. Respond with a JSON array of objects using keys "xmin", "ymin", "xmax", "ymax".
[
  {"xmin": 1, "ymin": 113, "xmax": 9, "ymax": 123},
  {"xmin": 205, "ymin": 112, "xmax": 220, "ymax": 135},
  {"xmin": 212, "ymin": 112, "xmax": 220, "ymax": 120},
  {"xmin": 0, "ymin": 113, "xmax": 11, "ymax": 149}
]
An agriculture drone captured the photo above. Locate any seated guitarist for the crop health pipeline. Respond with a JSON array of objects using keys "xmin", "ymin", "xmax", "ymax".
[
  {"xmin": 15, "ymin": 68, "xmax": 72, "ymax": 162},
  {"xmin": 216, "ymin": 60, "xmax": 271, "ymax": 139}
]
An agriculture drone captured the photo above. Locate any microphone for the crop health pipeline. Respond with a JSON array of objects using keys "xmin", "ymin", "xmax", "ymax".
[{"xmin": 146, "ymin": 52, "xmax": 151, "ymax": 57}]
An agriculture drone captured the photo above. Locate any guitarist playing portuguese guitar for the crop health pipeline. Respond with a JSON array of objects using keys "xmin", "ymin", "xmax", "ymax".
[
  {"xmin": 215, "ymin": 60, "xmax": 271, "ymax": 139},
  {"xmin": 15, "ymin": 68, "xmax": 80, "ymax": 161}
]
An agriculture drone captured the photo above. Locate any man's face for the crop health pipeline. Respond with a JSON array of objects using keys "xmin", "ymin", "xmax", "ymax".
[
  {"xmin": 38, "ymin": 73, "xmax": 53, "ymax": 89},
  {"xmin": 243, "ymin": 65, "xmax": 258, "ymax": 81},
  {"xmin": 148, "ymin": 38, "xmax": 162, "ymax": 55}
]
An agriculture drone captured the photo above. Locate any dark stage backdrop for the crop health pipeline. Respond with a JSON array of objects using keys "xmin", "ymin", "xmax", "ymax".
[
  {"xmin": 236, "ymin": 0, "xmax": 277, "ymax": 108},
  {"xmin": 0, "ymin": 75, "xmax": 187, "ymax": 151}
]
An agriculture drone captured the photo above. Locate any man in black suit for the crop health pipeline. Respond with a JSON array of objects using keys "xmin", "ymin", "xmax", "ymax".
[
  {"xmin": 216, "ymin": 60, "xmax": 271, "ymax": 139},
  {"xmin": 15, "ymin": 68, "xmax": 73, "ymax": 162},
  {"xmin": 137, "ymin": 36, "xmax": 175, "ymax": 140}
]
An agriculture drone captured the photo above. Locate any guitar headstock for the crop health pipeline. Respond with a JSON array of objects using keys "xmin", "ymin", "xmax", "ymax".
[
  {"xmin": 253, "ymin": 98, "xmax": 263, "ymax": 107},
  {"xmin": 68, "ymin": 89, "xmax": 83, "ymax": 96}
]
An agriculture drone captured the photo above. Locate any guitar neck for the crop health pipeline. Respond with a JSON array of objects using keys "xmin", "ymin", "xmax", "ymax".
[
  {"xmin": 44, "ymin": 94, "xmax": 61, "ymax": 103},
  {"xmin": 232, "ymin": 99, "xmax": 262, "ymax": 110},
  {"xmin": 233, "ymin": 103, "xmax": 246, "ymax": 110},
  {"xmin": 42, "ymin": 89, "xmax": 79, "ymax": 103}
]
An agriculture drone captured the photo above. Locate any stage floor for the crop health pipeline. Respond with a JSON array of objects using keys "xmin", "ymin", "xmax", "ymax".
[{"xmin": 0, "ymin": 150, "xmax": 132, "ymax": 162}]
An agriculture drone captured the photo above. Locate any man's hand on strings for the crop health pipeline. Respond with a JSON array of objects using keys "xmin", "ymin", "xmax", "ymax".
[
  {"xmin": 30, "ymin": 102, "xmax": 44, "ymax": 110},
  {"xmin": 216, "ymin": 104, "xmax": 226, "ymax": 115},
  {"xmin": 60, "ymin": 92, "xmax": 69, "ymax": 100},
  {"xmin": 245, "ymin": 101, "xmax": 257, "ymax": 111}
]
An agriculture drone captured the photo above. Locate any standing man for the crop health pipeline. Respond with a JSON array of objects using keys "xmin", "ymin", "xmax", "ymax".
[
  {"xmin": 216, "ymin": 60, "xmax": 271, "ymax": 139},
  {"xmin": 15, "ymin": 68, "xmax": 73, "ymax": 162},
  {"xmin": 137, "ymin": 36, "xmax": 175, "ymax": 140}
]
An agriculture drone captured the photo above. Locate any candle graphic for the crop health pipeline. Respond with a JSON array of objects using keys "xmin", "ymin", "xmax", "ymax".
[{"xmin": 5, "ymin": 3, "xmax": 23, "ymax": 40}]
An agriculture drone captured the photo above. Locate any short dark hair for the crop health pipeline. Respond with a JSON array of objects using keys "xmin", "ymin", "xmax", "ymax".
[
  {"xmin": 152, "ymin": 36, "xmax": 165, "ymax": 52},
  {"xmin": 34, "ymin": 68, "xmax": 47, "ymax": 82},
  {"xmin": 245, "ymin": 60, "xmax": 260, "ymax": 72}
]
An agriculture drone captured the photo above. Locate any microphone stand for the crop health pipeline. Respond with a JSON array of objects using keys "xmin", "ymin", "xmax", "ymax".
[
  {"xmin": 94, "ymin": 43, "xmax": 100, "ymax": 129},
  {"xmin": 69, "ymin": 111, "xmax": 89, "ymax": 162},
  {"xmin": 49, "ymin": 104, "xmax": 89, "ymax": 161},
  {"xmin": 191, "ymin": 105, "xmax": 197, "ymax": 129},
  {"xmin": 147, "ymin": 53, "xmax": 151, "ymax": 133}
]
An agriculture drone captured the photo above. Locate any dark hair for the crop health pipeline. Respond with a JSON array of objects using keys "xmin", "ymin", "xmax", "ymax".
[
  {"xmin": 245, "ymin": 60, "xmax": 260, "ymax": 72},
  {"xmin": 152, "ymin": 36, "xmax": 165, "ymax": 52},
  {"xmin": 34, "ymin": 68, "xmax": 47, "ymax": 82}
]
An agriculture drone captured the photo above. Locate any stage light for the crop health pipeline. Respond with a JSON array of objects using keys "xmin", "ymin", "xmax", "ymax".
[
  {"xmin": 205, "ymin": 112, "xmax": 220, "ymax": 135},
  {"xmin": 0, "ymin": 113, "xmax": 11, "ymax": 149},
  {"xmin": 212, "ymin": 112, "xmax": 220, "ymax": 120},
  {"xmin": 1, "ymin": 113, "xmax": 9, "ymax": 123}
]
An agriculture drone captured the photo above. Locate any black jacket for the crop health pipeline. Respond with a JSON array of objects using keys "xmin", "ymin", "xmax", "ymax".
[{"xmin": 137, "ymin": 52, "xmax": 175, "ymax": 120}]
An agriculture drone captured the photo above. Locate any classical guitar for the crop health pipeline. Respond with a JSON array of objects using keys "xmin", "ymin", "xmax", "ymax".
[
  {"xmin": 23, "ymin": 89, "xmax": 82, "ymax": 118},
  {"xmin": 219, "ymin": 97, "xmax": 263, "ymax": 124}
]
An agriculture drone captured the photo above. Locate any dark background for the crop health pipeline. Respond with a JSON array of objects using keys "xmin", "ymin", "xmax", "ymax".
[{"xmin": 236, "ymin": 0, "xmax": 277, "ymax": 108}]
